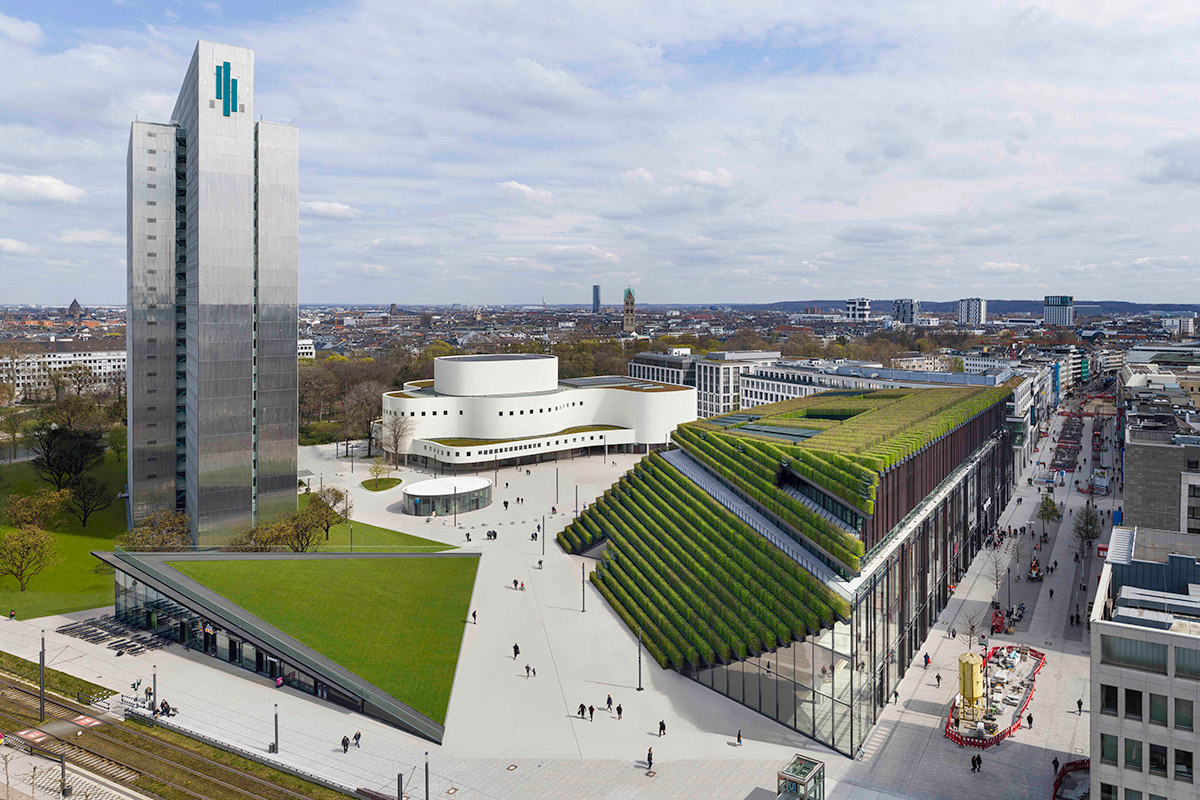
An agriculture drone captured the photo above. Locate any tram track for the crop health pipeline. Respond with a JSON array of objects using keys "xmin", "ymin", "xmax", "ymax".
[{"xmin": 0, "ymin": 674, "xmax": 347, "ymax": 800}]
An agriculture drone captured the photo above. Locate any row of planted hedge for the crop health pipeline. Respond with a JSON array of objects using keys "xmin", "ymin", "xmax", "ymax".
[
  {"xmin": 559, "ymin": 455, "xmax": 848, "ymax": 670},
  {"xmin": 672, "ymin": 425, "xmax": 863, "ymax": 571}
]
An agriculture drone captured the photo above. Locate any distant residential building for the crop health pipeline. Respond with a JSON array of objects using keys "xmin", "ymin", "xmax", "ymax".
[
  {"xmin": 0, "ymin": 349, "xmax": 126, "ymax": 402},
  {"xmin": 1044, "ymin": 295, "xmax": 1076, "ymax": 327},
  {"xmin": 892, "ymin": 298, "xmax": 920, "ymax": 325},
  {"xmin": 695, "ymin": 351, "xmax": 779, "ymax": 418},
  {"xmin": 740, "ymin": 360, "xmax": 1014, "ymax": 408},
  {"xmin": 957, "ymin": 298, "xmax": 987, "ymax": 326},
  {"xmin": 298, "ymin": 339, "xmax": 315, "ymax": 360},
  {"xmin": 889, "ymin": 352, "xmax": 949, "ymax": 372},
  {"xmin": 627, "ymin": 348, "xmax": 698, "ymax": 389},
  {"xmin": 1163, "ymin": 317, "xmax": 1196, "ymax": 338},
  {"xmin": 1090, "ymin": 526, "xmax": 1200, "ymax": 800},
  {"xmin": 592, "ymin": 285, "xmax": 601, "ymax": 314},
  {"xmin": 623, "ymin": 287, "xmax": 636, "ymax": 333},
  {"xmin": 846, "ymin": 297, "xmax": 871, "ymax": 321},
  {"xmin": 1122, "ymin": 385, "xmax": 1200, "ymax": 533}
]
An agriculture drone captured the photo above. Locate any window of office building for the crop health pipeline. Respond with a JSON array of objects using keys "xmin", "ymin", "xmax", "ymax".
[
  {"xmin": 1102, "ymin": 635, "xmax": 1168, "ymax": 673},
  {"xmin": 1178, "ymin": 749, "xmax": 1194, "ymax": 783},
  {"xmin": 1101, "ymin": 733, "xmax": 1118, "ymax": 764},
  {"xmin": 1101, "ymin": 684, "xmax": 1118, "ymax": 715},
  {"xmin": 1150, "ymin": 744, "xmax": 1168, "ymax": 776},
  {"xmin": 1178, "ymin": 646, "xmax": 1200, "ymax": 679},
  {"xmin": 1150, "ymin": 693, "xmax": 1168, "ymax": 725},
  {"xmin": 1125, "ymin": 738, "xmax": 1143, "ymax": 771},
  {"xmin": 1100, "ymin": 784, "xmax": 1115, "ymax": 800},
  {"xmin": 1177, "ymin": 697, "xmax": 1194, "ymax": 730},
  {"xmin": 1126, "ymin": 689, "xmax": 1143, "ymax": 720}
]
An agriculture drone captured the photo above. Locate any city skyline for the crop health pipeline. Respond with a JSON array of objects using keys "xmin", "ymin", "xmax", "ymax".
[{"xmin": 4, "ymin": 2, "xmax": 1200, "ymax": 306}]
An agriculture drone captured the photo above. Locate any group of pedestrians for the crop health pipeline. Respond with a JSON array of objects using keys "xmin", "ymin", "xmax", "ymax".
[
  {"xmin": 484, "ymin": 529, "xmax": 499, "ymax": 540},
  {"xmin": 578, "ymin": 695, "xmax": 624, "ymax": 721},
  {"xmin": 340, "ymin": 730, "xmax": 361, "ymax": 753}
]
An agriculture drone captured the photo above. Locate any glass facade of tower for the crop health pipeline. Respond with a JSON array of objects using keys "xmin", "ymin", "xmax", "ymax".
[{"xmin": 128, "ymin": 41, "xmax": 297, "ymax": 545}]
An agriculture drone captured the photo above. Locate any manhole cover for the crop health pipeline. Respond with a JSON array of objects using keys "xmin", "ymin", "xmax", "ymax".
[
  {"xmin": 1075, "ymin": 748, "xmax": 1084, "ymax": 754},
  {"xmin": 645, "ymin": 770, "xmax": 657, "ymax": 777},
  {"xmin": 1045, "ymin": 642, "xmax": 1054, "ymax": 646},
  {"xmin": 446, "ymin": 789, "xmax": 458, "ymax": 796},
  {"xmin": 506, "ymin": 765, "xmax": 518, "ymax": 771}
]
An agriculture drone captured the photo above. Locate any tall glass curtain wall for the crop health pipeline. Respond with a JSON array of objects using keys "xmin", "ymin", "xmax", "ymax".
[
  {"xmin": 114, "ymin": 570, "xmax": 356, "ymax": 710},
  {"xmin": 686, "ymin": 438, "xmax": 1011, "ymax": 756}
]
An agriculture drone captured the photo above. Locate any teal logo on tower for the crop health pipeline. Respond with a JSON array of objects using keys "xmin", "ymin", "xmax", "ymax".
[{"xmin": 215, "ymin": 61, "xmax": 238, "ymax": 117}]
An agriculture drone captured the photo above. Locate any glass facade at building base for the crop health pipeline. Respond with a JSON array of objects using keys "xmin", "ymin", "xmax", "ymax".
[{"xmin": 683, "ymin": 435, "xmax": 1012, "ymax": 757}]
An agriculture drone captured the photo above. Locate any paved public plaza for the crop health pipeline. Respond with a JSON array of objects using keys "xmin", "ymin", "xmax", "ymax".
[{"xmin": 0, "ymin": 418, "xmax": 1117, "ymax": 799}]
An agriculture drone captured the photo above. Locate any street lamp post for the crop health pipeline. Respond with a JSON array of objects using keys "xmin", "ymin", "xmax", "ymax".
[
  {"xmin": 555, "ymin": 467, "xmax": 559, "ymax": 505},
  {"xmin": 349, "ymin": 520, "xmax": 354, "ymax": 553},
  {"xmin": 1006, "ymin": 567, "xmax": 1011, "ymax": 613},
  {"xmin": 271, "ymin": 703, "xmax": 279, "ymax": 753},
  {"xmin": 581, "ymin": 563, "xmax": 586, "ymax": 612},
  {"xmin": 453, "ymin": 484, "xmax": 457, "ymax": 528},
  {"xmin": 425, "ymin": 752, "xmax": 430, "ymax": 800},
  {"xmin": 39, "ymin": 630, "xmax": 45, "ymax": 722},
  {"xmin": 637, "ymin": 627, "xmax": 643, "ymax": 691},
  {"xmin": 152, "ymin": 664, "xmax": 157, "ymax": 711},
  {"xmin": 542, "ymin": 514, "xmax": 545, "ymax": 557}
]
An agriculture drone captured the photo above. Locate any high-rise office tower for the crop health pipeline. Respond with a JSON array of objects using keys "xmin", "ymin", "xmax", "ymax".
[
  {"xmin": 127, "ymin": 41, "xmax": 298, "ymax": 545},
  {"xmin": 592, "ymin": 284, "xmax": 601, "ymax": 314},
  {"xmin": 1043, "ymin": 295, "xmax": 1075, "ymax": 327},
  {"xmin": 892, "ymin": 298, "xmax": 920, "ymax": 325},
  {"xmin": 957, "ymin": 297, "xmax": 987, "ymax": 325},
  {"xmin": 623, "ymin": 287, "xmax": 636, "ymax": 333},
  {"xmin": 846, "ymin": 297, "xmax": 871, "ymax": 321}
]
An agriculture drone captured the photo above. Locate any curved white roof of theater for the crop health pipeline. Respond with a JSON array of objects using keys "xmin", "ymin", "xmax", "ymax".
[
  {"xmin": 401, "ymin": 477, "xmax": 492, "ymax": 497},
  {"xmin": 437, "ymin": 354, "xmax": 554, "ymax": 362}
]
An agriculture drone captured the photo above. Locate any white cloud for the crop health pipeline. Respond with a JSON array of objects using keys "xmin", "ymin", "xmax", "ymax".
[
  {"xmin": 0, "ymin": 173, "xmax": 85, "ymax": 202},
  {"xmin": 543, "ymin": 244, "xmax": 621, "ymax": 263},
  {"xmin": 299, "ymin": 201, "xmax": 363, "ymax": 219},
  {"xmin": 978, "ymin": 261, "xmax": 1031, "ymax": 273},
  {"xmin": 497, "ymin": 180, "xmax": 555, "ymax": 203},
  {"xmin": 57, "ymin": 228, "xmax": 121, "ymax": 245},
  {"xmin": 0, "ymin": 238, "xmax": 35, "ymax": 254},
  {"xmin": 0, "ymin": 13, "xmax": 41, "ymax": 45},
  {"xmin": 682, "ymin": 167, "xmax": 734, "ymax": 189}
]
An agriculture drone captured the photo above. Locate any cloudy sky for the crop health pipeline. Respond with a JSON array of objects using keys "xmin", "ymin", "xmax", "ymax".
[{"xmin": 2, "ymin": 0, "xmax": 1199, "ymax": 306}]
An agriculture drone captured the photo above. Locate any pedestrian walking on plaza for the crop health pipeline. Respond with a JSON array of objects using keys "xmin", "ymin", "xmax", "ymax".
[
  {"xmin": 1077, "ymin": 698, "xmax": 1083, "ymax": 715},
  {"xmin": 341, "ymin": 735, "xmax": 350, "ymax": 754},
  {"xmin": 647, "ymin": 747, "xmax": 653, "ymax": 770},
  {"xmin": 589, "ymin": 705, "xmax": 594, "ymax": 721},
  {"xmin": 923, "ymin": 652, "xmax": 930, "ymax": 669},
  {"xmin": 857, "ymin": 746, "xmax": 865, "ymax": 761},
  {"xmin": 472, "ymin": 610, "xmax": 477, "ymax": 624},
  {"xmin": 935, "ymin": 673, "xmax": 942, "ymax": 688},
  {"xmin": 1026, "ymin": 713, "xmax": 1033, "ymax": 728},
  {"xmin": 513, "ymin": 643, "xmax": 520, "ymax": 659},
  {"xmin": 353, "ymin": 731, "xmax": 361, "ymax": 748},
  {"xmin": 1049, "ymin": 588, "xmax": 1054, "ymax": 599},
  {"xmin": 617, "ymin": 703, "xmax": 623, "ymax": 720},
  {"xmin": 513, "ymin": 579, "xmax": 519, "ymax": 590},
  {"xmin": 893, "ymin": 689, "xmax": 899, "ymax": 705},
  {"xmin": 525, "ymin": 664, "xmax": 531, "ymax": 678},
  {"xmin": 969, "ymin": 755, "xmax": 976, "ymax": 773},
  {"xmin": 607, "ymin": 694, "xmax": 613, "ymax": 712},
  {"xmin": 736, "ymin": 730, "xmax": 742, "ymax": 746},
  {"xmin": 578, "ymin": 703, "xmax": 586, "ymax": 718},
  {"xmin": 1052, "ymin": 756, "xmax": 1059, "ymax": 773},
  {"xmin": 504, "ymin": 500, "xmax": 509, "ymax": 510},
  {"xmin": 659, "ymin": 719, "xmax": 666, "ymax": 736},
  {"xmin": 1053, "ymin": 559, "xmax": 1058, "ymax": 570}
]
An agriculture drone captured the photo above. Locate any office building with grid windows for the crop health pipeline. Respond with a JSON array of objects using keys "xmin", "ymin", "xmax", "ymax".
[{"xmin": 127, "ymin": 40, "xmax": 298, "ymax": 545}]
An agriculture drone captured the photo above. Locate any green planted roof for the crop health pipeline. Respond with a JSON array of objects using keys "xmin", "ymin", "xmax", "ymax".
[{"xmin": 558, "ymin": 455, "xmax": 849, "ymax": 671}]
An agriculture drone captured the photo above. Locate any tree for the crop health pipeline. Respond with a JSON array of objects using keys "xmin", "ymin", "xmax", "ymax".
[
  {"xmin": 40, "ymin": 395, "xmax": 106, "ymax": 433},
  {"xmin": 962, "ymin": 609, "xmax": 987, "ymax": 651},
  {"xmin": 989, "ymin": 550, "xmax": 1007, "ymax": 602},
  {"xmin": 0, "ymin": 410, "xmax": 26, "ymax": 463},
  {"xmin": 1072, "ymin": 501, "xmax": 1103, "ymax": 565},
  {"xmin": 951, "ymin": 357, "xmax": 966, "ymax": 373},
  {"xmin": 344, "ymin": 380, "xmax": 388, "ymax": 456},
  {"xmin": 0, "ymin": 526, "xmax": 60, "ymax": 591},
  {"xmin": 66, "ymin": 476, "xmax": 114, "ymax": 527},
  {"xmin": 381, "ymin": 414, "xmax": 416, "ymax": 467},
  {"xmin": 63, "ymin": 363, "xmax": 99, "ymax": 396},
  {"xmin": 367, "ymin": 456, "xmax": 388, "ymax": 487},
  {"xmin": 308, "ymin": 487, "xmax": 352, "ymax": 540},
  {"xmin": 3, "ymin": 488, "xmax": 69, "ymax": 530},
  {"xmin": 117, "ymin": 509, "xmax": 192, "ymax": 551},
  {"xmin": 1035, "ymin": 492, "xmax": 1061, "ymax": 535},
  {"xmin": 276, "ymin": 508, "xmax": 323, "ymax": 553},
  {"xmin": 28, "ymin": 426, "xmax": 105, "ymax": 491},
  {"xmin": 106, "ymin": 426, "xmax": 127, "ymax": 463}
]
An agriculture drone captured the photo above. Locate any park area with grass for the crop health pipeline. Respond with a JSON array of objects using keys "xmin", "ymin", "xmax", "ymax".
[
  {"xmin": 168, "ymin": 556, "xmax": 478, "ymax": 725},
  {"xmin": 360, "ymin": 477, "xmax": 402, "ymax": 492},
  {"xmin": 0, "ymin": 456, "xmax": 127, "ymax": 619},
  {"xmin": 297, "ymin": 493, "xmax": 448, "ymax": 551}
]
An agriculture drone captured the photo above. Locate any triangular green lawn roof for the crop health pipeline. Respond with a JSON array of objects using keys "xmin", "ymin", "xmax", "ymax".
[{"xmin": 167, "ymin": 556, "xmax": 477, "ymax": 725}]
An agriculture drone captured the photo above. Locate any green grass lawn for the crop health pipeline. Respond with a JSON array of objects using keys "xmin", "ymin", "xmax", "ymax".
[
  {"xmin": 298, "ymin": 494, "xmax": 449, "ymax": 552},
  {"xmin": 360, "ymin": 477, "xmax": 402, "ymax": 492},
  {"xmin": 168, "ymin": 556, "xmax": 478, "ymax": 725},
  {"xmin": 0, "ymin": 457, "xmax": 127, "ymax": 620}
]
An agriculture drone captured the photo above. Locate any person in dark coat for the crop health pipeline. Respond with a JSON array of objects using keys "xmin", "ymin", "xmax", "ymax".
[
  {"xmin": 341, "ymin": 735, "xmax": 350, "ymax": 753},
  {"xmin": 646, "ymin": 747, "xmax": 653, "ymax": 770}
]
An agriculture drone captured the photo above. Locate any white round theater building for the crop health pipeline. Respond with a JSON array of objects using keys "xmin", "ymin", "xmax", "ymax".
[{"xmin": 377, "ymin": 354, "xmax": 696, "ymax": 470}]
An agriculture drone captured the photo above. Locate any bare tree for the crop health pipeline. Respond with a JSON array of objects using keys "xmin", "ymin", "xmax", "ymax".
[
  {"xmin": 63, "ymin": 363, "xmax": 99, "ymax": 396},
  {"xmin": 367, "ymin": 456, "xmax": 388, "ymax": 489},
  {"xmin": 117, "ymin": 509, "xmax": 192, "ymax": 551},
  {"xmin": 309, "ymin": 486, "xmax": 353, "ymax": 540},
  {"xmin": 382, "ymin": 413, "xmax": 416, "ymax": 467},
  {"xmin": 344, "ymin": 380, "xmax": 388, "ymax": 457},
  {"xmin": 66, "ymin": 476, "xmax": 114, "ymax": 527},
  {"xmin": 962, "ymin": 609, "xmax": 988, "ymax": 651},
  {"xmin": 989, "ymin": 550, "xmax": 1007, "ymax": 602},
  {"xmin": 0, "ymin": 409, "xmax": 26, "ymax": 462},
  {"xmin": 0, "ymin": 526, "xmax": 60, "ymax": 591},
  {"xmin": 106, "ymin": 425, "xmax": 127, "ymax": 463}
]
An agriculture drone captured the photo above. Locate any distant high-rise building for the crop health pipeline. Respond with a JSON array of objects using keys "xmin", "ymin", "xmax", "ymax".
[
  {"xmin": 1043, "ymin": 295, "xmax": 1075, "ymax": 327},
  {"xmin": 127, "ymin": 41, "xmax": 298, "ymax": 546},
  {"xmin": 892, "ymin": 298, "xmax": 920, "ymax": 325},
  {"xmin": 592, "ymin": 284, "xmax": 601, "ymax": 314},
  {"xmin": 388, "ymin": 303, "xmax": 398, "ymax": 315},
  {"xmin": 846, "ymin": 297, "xmax": 871, "ymax": 321},
  {"xmin": 957, "ymin": 297, "xmax": 987, "ymax": 326},
  {"xmin": 623, "ymin": 287, "xmax": 636, "ymax": 333}
]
